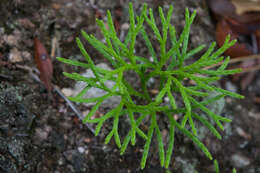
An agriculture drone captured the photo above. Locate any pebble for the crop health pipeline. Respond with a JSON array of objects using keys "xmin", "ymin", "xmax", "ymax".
[
  {"xmin": 236, "ymin": 127, "xmax": 251, "ymax": 139},
  {"xmin": 77, "ymin": 146, "xmax": 85, "ymax": 153},
  {"xmin": 164, "ymin": 96, "xmax": 169, "ymax": 102},
  {"xmin": 72, "ymin": 63, "xmax": 121, "ymax": 108},
  {"xmin": 96, "ymin": 0, "xmax": 117, "ymax": 8},
  {"xmin": 34, "ymin": 128, "xmax": 49, "ymax": 142},
  {"xmin": 9, "ymin": 48, "xmax": 23, "ymax": 63},
  {"xmin": 231, "ymin": 153, "xmax": 251, "ymax": 168},
  {"xmin": 248, "ymin": 111, "xmax": 260, "ymax": 120},
  {"xmin": 225, "ymin": 81, "xmax": 237, "ymax": 93},
  {"xmin": 4, "ymin": 35, "xmax": 18, "ymax": 46},
  {"xmin": 61, "ymin": 88, "xmax": 73, "ymax": 97},
  {"xmin": 121, "ymin": 23, "xmax": 130, "ymax": 30},
  {"xmin": 21, "ymin": 51, "xmax": 31, "ymax": 61}
]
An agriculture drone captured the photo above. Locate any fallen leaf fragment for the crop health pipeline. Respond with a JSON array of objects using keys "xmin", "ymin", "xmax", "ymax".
[
  {"xmin": 231, "ymin": 0, "xmax": 260, "ymax": 15},
  {"xmin": 34, "ymin": 38, "xmax": 53, "ymax": 95},
  {"xmin": 254, "ymin": 97, "xmax": 260, "ymax": 104},
  {"xmin": 216, "ymin": 19, "xmax": 252, "ymax": 58},
  {"xmin": 209, "ymin": 0, "xmax": 260, "ymax": 24},
  {"xmin": 209, "ymin": 0, "xmax": 260, "ymax": 89}
]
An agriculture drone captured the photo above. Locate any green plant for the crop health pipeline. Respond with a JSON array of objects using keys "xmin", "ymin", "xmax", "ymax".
[{"xmin": 57, "ymin": 3, "xmax": 243, "ymax": 170}]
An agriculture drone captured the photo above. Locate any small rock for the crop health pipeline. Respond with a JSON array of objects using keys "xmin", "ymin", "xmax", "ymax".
[
  {"xmin": 121, "ymin": 23, "xmax": 130, "ymax": 30},
  {"xmin": 175, "ymin": 156, "xmax": 198, "ymax": 173},
  {"xmin": 147, "ymin": 77, "xmax": 155, "ymax": 87},
  {"xmin": 226, "ymin": 81, "xmax": 237, "ymax": 93},
  {"xmin": 21, "ymin": 51, "xmax": 31, "ymax": 61},
  {"xmin": 7, "ymin": 137, "xmax": 26, "ymax": 165},
  {"xmin": 34, "ymin": 128, "xmax": 49, "ymax": 141},
  {"xmin": 9, "ymin": 48, "xmax": 23, "ymax": 63},
  {"xmin": 72, "ymin": 63, "xmax": 121, "ymax": 108},
  {"xmin": 206, "ymin": 91, "xmax": 225, "ymax": 115},
  {"xmin": 236, "ymin": 127, "xmax": 251, "ymax": 139},
  {"xmin": 50, "ymin": 131, "xmax": 65, "ymax": 151},
  {"xmin": 64, "ymin": 150, "xmax": 86, "ymax": 172},
  {"xmin": 164, "ymin": 96, "xmax": 169, "ymax": 102},
  {"xmin": 0, "ymin": 27, "xmax": 4, "ymax": 34},
  {"xmin": 4, "ymin": 35, "xmax": 18, "ymax": 46},
  {"xmin": 77, "ymin": 146, "xmax": 85, "ymax": 153},
  {"xmin": 57, "ymin": 157, "xmax": 65, "ymax": 166},
  {"xmin": 97, "ymin": 0, "xmax": 118, "ymax": 8},
  {"xmin": 83, "ymin": 138, "xmax": 91, "ymax": 143},
  {"xmin": 61, "ymin": 88, "xmax": 73, "ymax": 97},
  {"xmin": 231, "ymin": 153, "xmax": 251, "ymax": 168},
  {"xmin": 17, "ymin": 18, "xmax": 35, "ymax": 28},
  {"xmin": 248, "ymin": 111, "xmax": 260, "ymax": 120}
]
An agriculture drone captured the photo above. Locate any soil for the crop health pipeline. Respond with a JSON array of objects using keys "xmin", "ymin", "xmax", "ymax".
[{"xmin": 0, "ymin": 0, "xmax": 259, "ymax": 173}]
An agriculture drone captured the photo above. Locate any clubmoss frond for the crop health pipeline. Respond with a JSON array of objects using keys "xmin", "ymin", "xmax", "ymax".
[{"xmin": 57, "ymin": 2, "xmax": 243, "ymax": 170}]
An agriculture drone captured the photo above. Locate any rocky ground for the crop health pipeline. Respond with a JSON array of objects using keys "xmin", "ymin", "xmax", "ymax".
[{"xmin": 0, "ymin": 0, "xmax": 259, "ymax": 173}]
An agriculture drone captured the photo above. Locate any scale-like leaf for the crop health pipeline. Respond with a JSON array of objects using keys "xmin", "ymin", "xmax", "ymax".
[
  {"xmin": 165, "ymin": 113, "xmax": 175, "ymax": 168},
  {"xmin": 153, "ymin": 114, "xmax": 165, "ymax": 167},
  {"xmin": 173, "ymin": 118, "xmax": 213, "ymax": 160},
  {"xmin": 141, "ymin": 118, "xmax": 155, "ymax": 169}
]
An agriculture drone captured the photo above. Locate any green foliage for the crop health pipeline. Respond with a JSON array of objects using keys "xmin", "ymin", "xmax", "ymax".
[{"xmin": 57, "ymin": 3, "xmax": 243, "ymax": 170}]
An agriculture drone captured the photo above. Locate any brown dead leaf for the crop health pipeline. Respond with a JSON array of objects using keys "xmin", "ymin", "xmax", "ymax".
[
  {"xmin": 216, "ymin": 19, "xmax": 252, "ymax": 58},
  {"xmin": 34, "ymin": 38, "xmax": 53, "ymax": 95},
  {"xmin": 254, "ymin": 97, "xmax": 260, "ymax": 103},
  {"xmin": 231, "ymin": 0, "xmax": 260, "ymax": 15},
  {"xmin": 209, "ymin": 0, "xmax": 260, "ymax": 24}
]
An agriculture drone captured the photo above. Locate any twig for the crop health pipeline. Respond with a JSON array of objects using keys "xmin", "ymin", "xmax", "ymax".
[
  {"xmin": 241, "ymin": 64, "xmax": 260, "ymax": 73},
  {"xmin": 0, "ymin": 74, "xmax": 13, "ymax": 80},
  {"xmin": 15, "ymin": 64, "xmax": 41, "ymax": 81},
  {"xmin": 53, "ymin": 85, "xmax": 95, "ymax": 134},
  {"xmin": 204, "ymin": 54, "xmax": 260, "ymax": 73},
  {"xmin": 51, "ymin": 37, "xmax": 57, "ymax": 59}
]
